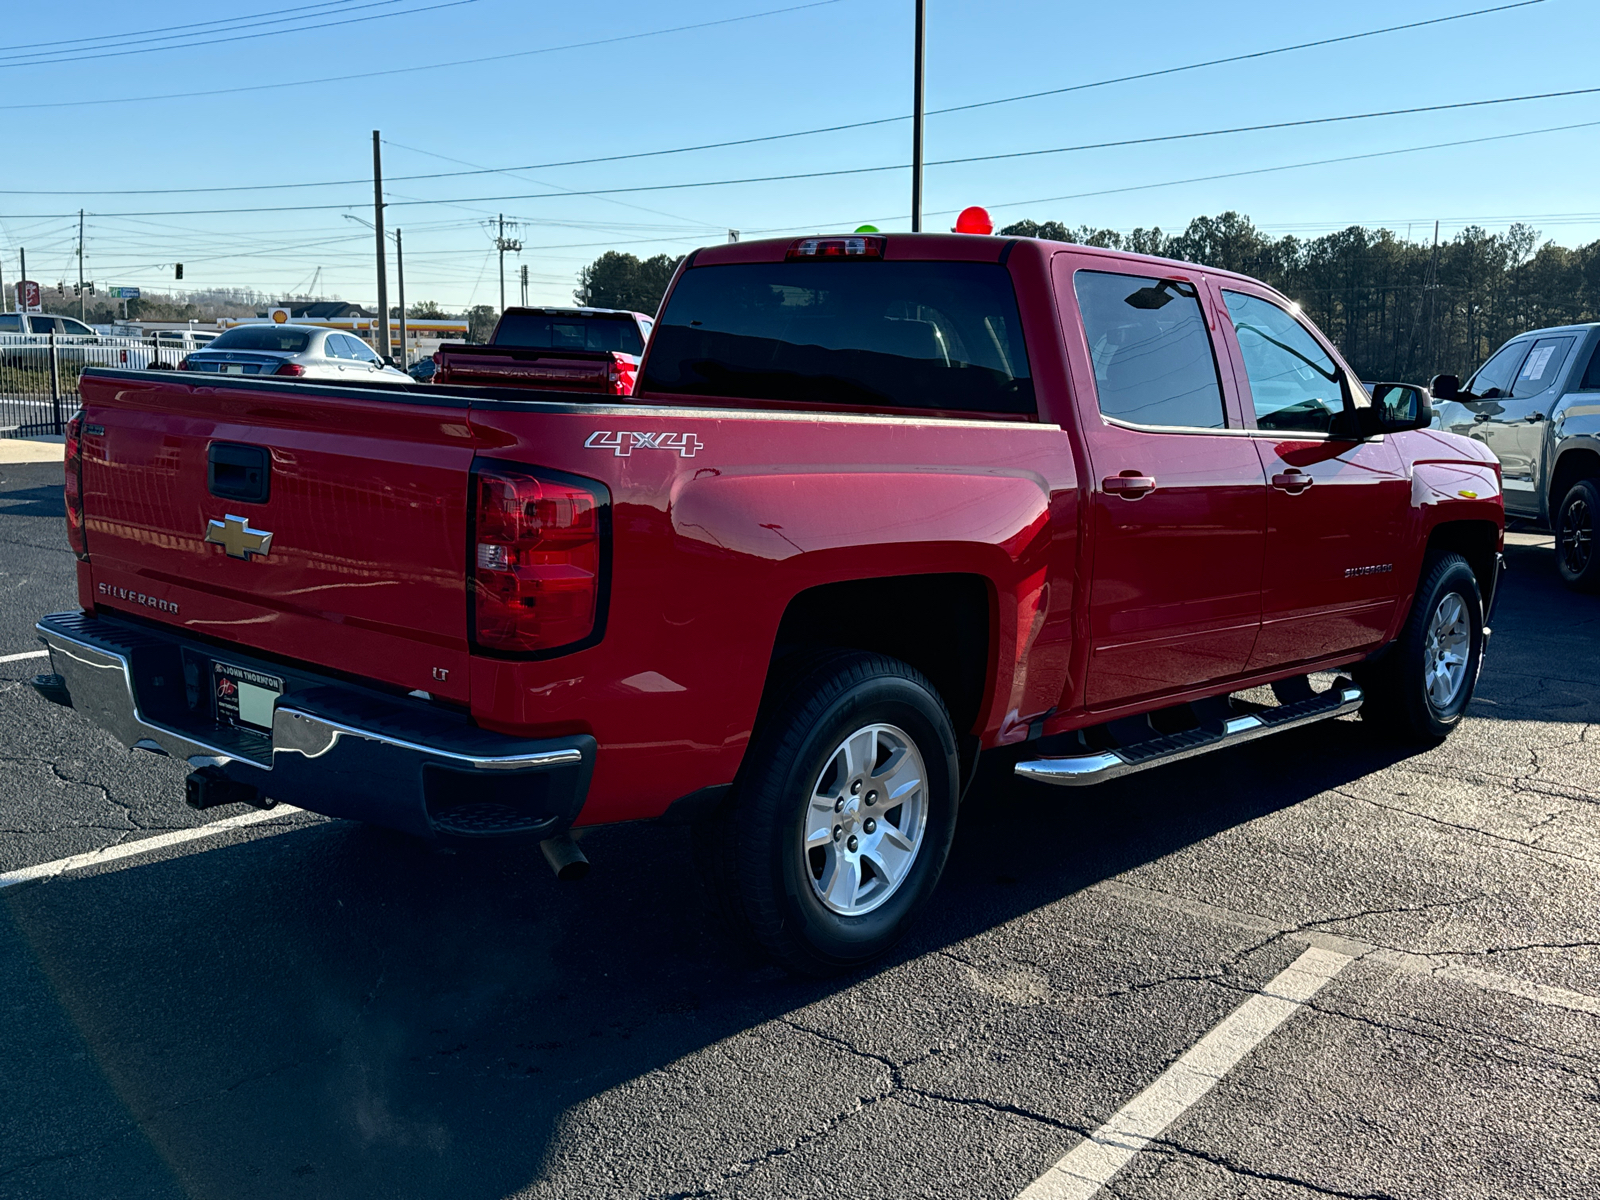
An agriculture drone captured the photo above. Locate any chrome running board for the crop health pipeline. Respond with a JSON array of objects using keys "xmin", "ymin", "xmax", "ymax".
[{"xmin": 1015, "ymin": 684, "xmax": 1364, "ymax": 787}]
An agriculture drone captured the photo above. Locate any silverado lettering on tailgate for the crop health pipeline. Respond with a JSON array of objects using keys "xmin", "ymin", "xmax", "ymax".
[{"xmin": 585, "ymin": 431, "xmax": 703, "ymax": 458}]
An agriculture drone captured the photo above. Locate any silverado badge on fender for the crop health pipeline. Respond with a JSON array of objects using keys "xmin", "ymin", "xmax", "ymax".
[{"xmin": 204, "ymin": 515, "xmax": 273, "ymax": 561}]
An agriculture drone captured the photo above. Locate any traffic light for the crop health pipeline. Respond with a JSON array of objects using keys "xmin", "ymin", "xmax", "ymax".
[
  {"xmin": 72, "ymin": 282, "xmax": 80, "ymax": 296},
  {"xmin": 175, "ymin": 264, "xmax": 183, "ymax": 280}
]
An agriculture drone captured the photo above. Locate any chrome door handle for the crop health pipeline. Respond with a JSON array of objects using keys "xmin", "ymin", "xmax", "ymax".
[
  {"xmin": 1527, "ymin": 412, "xmax": 1545, "ymax": 423},
  {"xmin": 1272, "ymin": 470, "xmax": 1314, "ymax": 493},
  {"xmin": 1473, "ymin": 412, "xmax": 1491, "ymax": 423},
  {"xmin": 1102, "ymin": 473, "xmax": 1156, "ymax": 499}
]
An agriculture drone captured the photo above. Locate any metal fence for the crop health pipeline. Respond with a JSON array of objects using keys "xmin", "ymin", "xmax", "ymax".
[{"xmin": 0, "ymin": 332, "xmax": 186, "ymax": 437}]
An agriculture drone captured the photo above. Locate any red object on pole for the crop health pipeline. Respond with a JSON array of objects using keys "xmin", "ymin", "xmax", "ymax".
[{"xmin": 953, "ymin": 206, "xmax": 994, "ymax": 235}]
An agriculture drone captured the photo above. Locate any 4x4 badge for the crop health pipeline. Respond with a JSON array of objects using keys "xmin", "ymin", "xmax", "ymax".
[
  {"xmin": 204, "ymin": 514, "xmax": 273, "ymax": 561},
  {"xmin": 585, "ymin": 430, "xmax": 703, "ymax": 458}
]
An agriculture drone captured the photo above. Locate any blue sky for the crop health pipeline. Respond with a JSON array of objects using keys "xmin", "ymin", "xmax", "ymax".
[{"xmin": 2, "ymin": 0, "xmax": 1596, "ymax": 311}]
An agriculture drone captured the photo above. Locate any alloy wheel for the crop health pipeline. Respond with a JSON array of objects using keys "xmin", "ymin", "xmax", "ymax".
[
  {"xmin": 1560, "ymin": 496, "xmax": 1593, "ymax": 577},
  {"xmin": 1423, "ymin": 592, "xmax": 1470, "ymax": 710},
  {"xmin": 802, "ymin": 723, "xmax": 928, "ymax": 917}
]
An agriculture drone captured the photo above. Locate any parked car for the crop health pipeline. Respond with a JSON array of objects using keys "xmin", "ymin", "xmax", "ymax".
[
  {"xmin": 0, "ymin": 313, "xmax": 150, "ymax": 370},
  {"xmin": 432, "ymin": 306, "xmax": 653, "ymax": 393},
  {"xmin": 1432, "ymin": 323, "xmax": 1600, "ymax": 590},
  {"xmin": 32, "ymin": 231, "xmax": 1502, "ymax": 974},
  {"xmin": 178, "ymin": 323, "xmax": 410, "ymax": 383}
]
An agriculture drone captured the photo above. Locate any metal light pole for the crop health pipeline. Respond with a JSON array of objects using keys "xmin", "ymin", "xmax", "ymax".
[
  {"xmin": 372, "ymin": 131, "xmax": 391, "ymax": 361},
  {"xmin": 77, "ymin": 210, "xmax": 86, "ymax": 321},
  {"xmin": 911, "ymin": 0, "xmax": 925, "ymax": 232},
  {"xmin": 395, "ymin": 228, "xmax": 407, "ymax": 368}
]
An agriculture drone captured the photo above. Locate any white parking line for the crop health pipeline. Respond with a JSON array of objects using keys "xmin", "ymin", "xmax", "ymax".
[
  {"xmin": 0, "ymin": 649, "xmax": 49, "ymax": 664},
  {"xmin": 1017, "ymin": 945, "xmax": 1355, "ymax": 1200},
  {"xmin": 0, "ymin": 805, "xmax": 305, "ymax": 890}
]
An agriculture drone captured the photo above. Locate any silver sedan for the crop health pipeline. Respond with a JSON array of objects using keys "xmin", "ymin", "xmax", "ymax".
[{"xmin": 179, "ymin": 324, "xmax": 412, "ymax": 383}]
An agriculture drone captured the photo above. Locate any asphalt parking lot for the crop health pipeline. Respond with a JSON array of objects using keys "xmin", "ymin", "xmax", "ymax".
[{"xmin": 2, "ymin": 454, "xmax": 1598, "ymax": 1199}]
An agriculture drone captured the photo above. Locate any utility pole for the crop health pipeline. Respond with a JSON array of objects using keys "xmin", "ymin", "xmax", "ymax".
[
  {"xmin": 372, "ymin": 131, "xmax": 391, "ymax": 362},
  {"xmin": 911, "ymin": 0, "xmax": 925, "ymax": 232},
  {"xmin": 77, "ymin": 210, "xmax": 85, "ymax": 321},
  {"xmin": 494, "ymin": 214, "xmax": 522, "ymax": 313},
  {"xmin": 395, "ymin": 227, "xmax": 407, "ymax": 368},
  {"xmin": 1425, "ymin": 219, "xmax": 1441, "ymax": 372},
  {"xmin": 19, "ymin": 248, "xmax": 26, "ymax": 313},
  {"xmin": 520, "ymin": 263, "xmax": 528, "ymax": 306}
]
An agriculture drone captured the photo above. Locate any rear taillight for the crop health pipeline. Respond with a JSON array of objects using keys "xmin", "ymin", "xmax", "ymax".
[
  {"xmin": 471, "ymin": 462, "xmax": 608, "ymax": 655},
  {"xmin": 606, "ymin": 352, "xmax": 636, "ymax": 396},
  {"xmin": 275, "ymin": 361, "xmax": 306, "ymax": 377},
  {"xmin": 786, "ymin": 235, "xmax": 885, "ymax": 260},
  {"xmin": 63, "ymin": 411, "xmax": 88, "ymax": 560},
  {"xmin": 119, "ymin": 349, "xmax": 128, "ymax": 363},
  {"xmin": 176, "ymin": 357, "xmax": 190, "ymax": 370}
]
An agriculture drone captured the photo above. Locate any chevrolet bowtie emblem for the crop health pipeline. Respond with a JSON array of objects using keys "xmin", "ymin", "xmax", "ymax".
[{"xmin": 204, "ymin": 514, "xmax": 274, "ymax": 561}]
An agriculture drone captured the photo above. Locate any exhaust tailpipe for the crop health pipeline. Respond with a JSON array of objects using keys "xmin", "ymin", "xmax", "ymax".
[{"xmin": 540, "ymin": 832, "xmax": 589, "ymax": 881}]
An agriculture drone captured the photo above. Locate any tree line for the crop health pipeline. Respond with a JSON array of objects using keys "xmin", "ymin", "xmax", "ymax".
[{"xmin": 1000, "ymin": 212, "xmax": 1600, "ymax": 382}]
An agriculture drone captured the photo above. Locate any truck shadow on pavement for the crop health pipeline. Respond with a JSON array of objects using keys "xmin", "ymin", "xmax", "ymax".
[
  {"xmin": 0, "ymin": 542, "xmax": 1591, "ymax": 1198},
  {"xmin": 0, "ymin": 720, "xmax": 1445, "ymax": 1200}
]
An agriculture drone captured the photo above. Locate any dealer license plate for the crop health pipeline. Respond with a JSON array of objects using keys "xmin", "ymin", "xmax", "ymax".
[{"xmin": 212, "ymin": 662, "xmax": 282, "ymax": 732}]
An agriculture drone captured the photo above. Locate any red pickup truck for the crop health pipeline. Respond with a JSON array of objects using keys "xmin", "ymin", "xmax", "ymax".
[
  {"xmin": 32, "ymin": 232, "xmax": 1503, "ymax": 973},
  {"xmin": 431, "ymin": 305, "xmax": 651, "ymax": 394}
]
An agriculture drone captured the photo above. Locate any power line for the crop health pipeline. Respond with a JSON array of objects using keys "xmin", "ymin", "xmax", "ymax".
[
  {"xmin": 0, "ymin": 0, "xmax": 846, "ymax": 109},
  {"xmin": 1, "ymin": 0, "xmax": 369, "ymax": 53},
  {"xmin": 7, "ymin": 85, "xmax": 1600, "ymax": 215},
  {"xmin": 0, "ymin": 0, "xmax": 480, "ymax": 70},
  {"xmin": 0, "ymin": 1, "xmax": 1548, "ymax": 188},
  {"xmin": 0, "ymin": 0, "xmax": 393, "ymax": 60}
]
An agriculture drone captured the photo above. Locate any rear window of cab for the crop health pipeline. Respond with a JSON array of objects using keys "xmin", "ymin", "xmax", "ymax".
[{"xmin": 639, "ymin": 261, "xmax": 1034, "ymax": 415}]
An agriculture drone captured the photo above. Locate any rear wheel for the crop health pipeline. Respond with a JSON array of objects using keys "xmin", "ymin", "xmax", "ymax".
[
  {"xmin": 1554, "ymin": 478, "xmax": 1600, "ymax": 592},
  {"xmin": 695, "ymin": 652, "xmax": 959, "ymax": 975},
  {"xmin": 1354, "ymin": 552, "xmax": 1484, "ymax": 743}
]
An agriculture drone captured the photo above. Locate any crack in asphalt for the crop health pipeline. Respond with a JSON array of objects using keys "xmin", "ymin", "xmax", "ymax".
[
  {"xmin": 1303, "ymin": 995, "xmax": 1600, "ymax": 1085},
  {"xmin": 1140, "ymin": 1142, "xmax": 1401, "ymax": 1199},
  {"xmin": 1329, "ymin": 787, "xmax": 1600, "ymax": 866}
]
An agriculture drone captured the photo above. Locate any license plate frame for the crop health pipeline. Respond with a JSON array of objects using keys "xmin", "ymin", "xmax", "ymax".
[{"xmin": 212, "ymin": 661, "xmax": 283, "ymax": 733}]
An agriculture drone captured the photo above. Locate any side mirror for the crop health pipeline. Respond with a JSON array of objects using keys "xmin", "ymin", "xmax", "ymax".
[
  {"xmin": 1359, "ymin": 383, "xmax": 1433, "ymax": 436},
  {"xmin": 1430, "ymin": 373, "xmax": 1460, "ymax": 401}
]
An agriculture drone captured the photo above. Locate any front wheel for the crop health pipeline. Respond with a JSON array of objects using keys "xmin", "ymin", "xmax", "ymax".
[
  {"xmin": 697, "ymin": 652, "xmax": 960, "ymax": 975},
  {"xmin": 1355, "ymin": 552, "xmax": 1484, "ymax": 743},
  {"xmin": 1554, "ymin": 478, "xmax": 1600, "ymax": 592}
]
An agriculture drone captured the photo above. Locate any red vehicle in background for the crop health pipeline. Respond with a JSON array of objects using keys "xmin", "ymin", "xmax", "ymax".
[
  {"xmin": 33, "ymin": 231, "xmax": 1502, "ymax": 973},
  {"xmin": 431, "ymin": 306, "xmax": 652, "ymax": 394}
]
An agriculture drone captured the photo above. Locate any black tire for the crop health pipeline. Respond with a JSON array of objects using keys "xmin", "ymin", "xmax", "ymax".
[
  {"xmin": 695, "ymin": 652, "xmax": 960, "ymax": 976},
  {"xmin": 1554, "ymin": 478, "xmax": 1600, "ymax": 592},
  {"xmin": 1354, "ymin": 552, "xmax": 1484, "ymax": 743}
]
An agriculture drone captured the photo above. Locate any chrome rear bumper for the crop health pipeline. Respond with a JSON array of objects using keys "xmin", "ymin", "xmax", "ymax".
[{"xmin": 33, "ymin": 611, "xmax": 593, "ymax": 839}]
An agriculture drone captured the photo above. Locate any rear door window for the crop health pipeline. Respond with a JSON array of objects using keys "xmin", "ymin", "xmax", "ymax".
[
  {"xmin": 641, "ymin": 261, "xmax": 1033, "ymax": 414},
  {"xmin": 1580, "ymin": 340, "xmax": 1600, "ymax": 390},
  {"xmin": 1510, "ymin": 336, "xmax": 1574, "ymax": 398},
  {"xmin": 1074, "ymin": 270, "xmax": 1225, "ymax": 429},
  {"xmin": 0, "ymin": 314, "xmax": 21, "ymax": 333}
]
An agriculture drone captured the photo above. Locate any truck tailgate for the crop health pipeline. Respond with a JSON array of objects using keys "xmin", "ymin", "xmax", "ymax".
[{"xmin": 77, "ymin": 373, "xmax": 477, "ymax": 703}]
